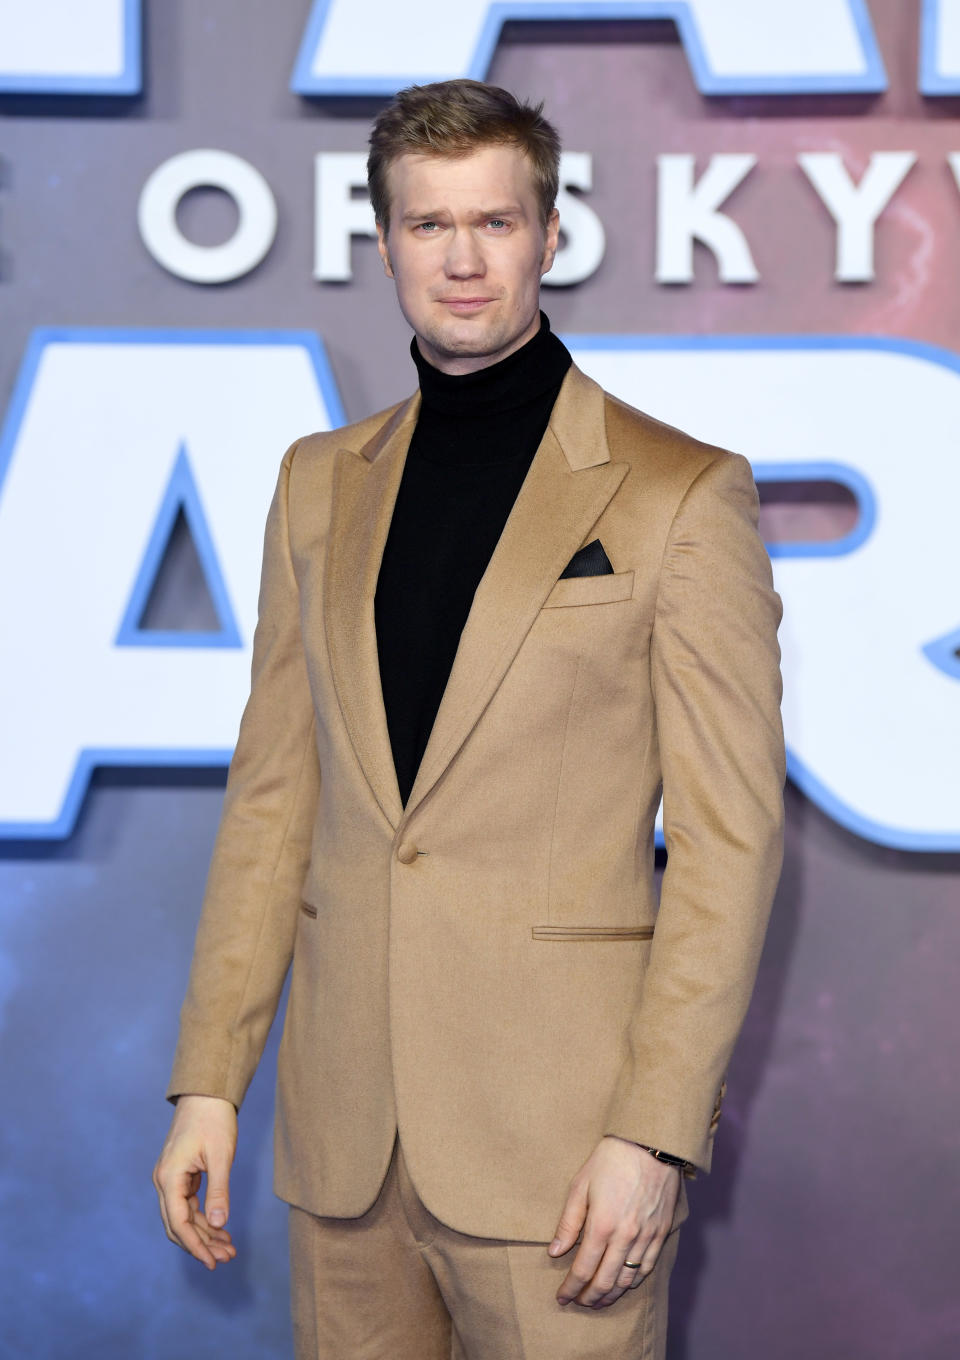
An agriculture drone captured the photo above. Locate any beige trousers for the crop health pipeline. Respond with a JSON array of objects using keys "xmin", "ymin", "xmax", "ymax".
[{"xmin": 289, "ymin": 1134, "xmax": 684, "ymax": 1360}]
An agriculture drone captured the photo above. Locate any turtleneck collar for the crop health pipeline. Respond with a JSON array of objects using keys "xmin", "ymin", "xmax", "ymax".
[{"xmin": 410, "ymin": 311, "xmax": 571, "ymax": 417}]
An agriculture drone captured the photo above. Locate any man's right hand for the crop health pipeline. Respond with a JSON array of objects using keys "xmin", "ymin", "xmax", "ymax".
[{"xmin": 153, "ymin": 1094, "xmax": 238, "ymax": 1270}]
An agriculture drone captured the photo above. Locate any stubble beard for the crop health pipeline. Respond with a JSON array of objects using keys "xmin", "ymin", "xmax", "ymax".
[{"xmin": 412, "ymin": 300, "xmax": 542, "ymax": 369}]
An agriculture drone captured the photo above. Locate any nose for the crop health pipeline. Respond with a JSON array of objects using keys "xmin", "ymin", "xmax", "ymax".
[{"xmin": 444, "ymin": 227, "xmax": 485, "ymax": 279}]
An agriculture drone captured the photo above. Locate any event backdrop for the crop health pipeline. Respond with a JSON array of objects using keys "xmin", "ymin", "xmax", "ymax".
[{"xmin": 1, "ymin": 1, "xmax": 958, "ymax": 1356}]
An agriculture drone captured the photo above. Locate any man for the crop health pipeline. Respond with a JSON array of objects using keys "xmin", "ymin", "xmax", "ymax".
[{"xmin": 154, "ymin": 79, "xmax": 785, "ymax": 1358}]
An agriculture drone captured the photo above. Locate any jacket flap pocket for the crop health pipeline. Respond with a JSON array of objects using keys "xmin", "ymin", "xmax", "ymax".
[{"xmin": 531, "ymin": 924, "xmax": 653, "ymax": 941}]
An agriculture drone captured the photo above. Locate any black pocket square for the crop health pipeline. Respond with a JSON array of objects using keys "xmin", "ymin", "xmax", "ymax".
[{"xmin": 559, "ymin": 539, "xmax": 614, "ymax": 580}]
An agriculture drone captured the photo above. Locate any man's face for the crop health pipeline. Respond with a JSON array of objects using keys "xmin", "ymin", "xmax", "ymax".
[{"xmin": 376, "ymin": 144, "xmax": 560, "ymax": 375}]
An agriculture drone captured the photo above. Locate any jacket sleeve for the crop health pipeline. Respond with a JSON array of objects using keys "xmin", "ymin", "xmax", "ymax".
[
  {"xmin": 166, "ymin": 439, "xmax": 321, "ymax": 1109},
  {"xmin": 604, "ymin": 450, "xmax": 785, "ymax": 1172}
]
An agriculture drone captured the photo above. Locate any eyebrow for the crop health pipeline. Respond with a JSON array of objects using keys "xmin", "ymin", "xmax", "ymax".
[{"xmin": 400, "ymin": 204, "xmax": 525, "ymax": 223}]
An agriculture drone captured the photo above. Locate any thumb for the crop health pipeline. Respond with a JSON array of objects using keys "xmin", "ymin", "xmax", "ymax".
[
  {"xmin": 204, "ymin": 1149, "xmax": 232, "ymax": 1229},
  {"xmin": 548, "ymin": 1178, "xmax": 587, "ymax": 1256}
]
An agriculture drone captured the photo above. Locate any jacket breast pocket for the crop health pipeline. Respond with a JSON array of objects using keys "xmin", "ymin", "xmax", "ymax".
[{"xmin": 540, "ymin": 569, "xmax": 635, "ymax": 609}]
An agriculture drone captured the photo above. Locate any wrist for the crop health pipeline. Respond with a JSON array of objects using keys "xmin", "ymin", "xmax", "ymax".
[
  {"xmin": 633, "ymin": 1143, "xmax": 687, "ymax": 1170},
  {"xmin": 606, "ymin": 1135, "xmax": 687, "ymax": 1170},
  {"xmin": 173, "ymin": 1093, "xmax": 238, "ymax": 1115}
]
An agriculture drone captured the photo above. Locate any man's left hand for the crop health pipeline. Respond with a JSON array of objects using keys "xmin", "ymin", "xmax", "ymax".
[{"xmin": 549, "ymin": 1136, "xmax": 680, "ymax": 1309}]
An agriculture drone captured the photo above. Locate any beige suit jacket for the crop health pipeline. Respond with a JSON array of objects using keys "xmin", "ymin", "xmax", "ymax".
[{"xmin": 168, "ymin": 362, "xmax": 785, "ymax": 1241}]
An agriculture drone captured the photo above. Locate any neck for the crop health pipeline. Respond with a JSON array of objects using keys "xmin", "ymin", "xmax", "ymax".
[{"xmin": 410, "ymin": 312, "xmax": 570, "ymax": 419}]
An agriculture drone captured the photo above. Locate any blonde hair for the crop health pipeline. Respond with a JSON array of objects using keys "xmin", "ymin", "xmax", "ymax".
[{"xmin": 367, "ymin": 79, "xmax": 561, "ymax": 232}]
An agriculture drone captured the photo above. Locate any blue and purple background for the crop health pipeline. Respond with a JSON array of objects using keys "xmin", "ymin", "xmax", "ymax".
[{"xmin": 1, "ymin": 2, "xmax": 958, "ymax": 1356}]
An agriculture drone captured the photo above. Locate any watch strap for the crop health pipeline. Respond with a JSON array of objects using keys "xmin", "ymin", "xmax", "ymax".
[{"xmin": 636, "ymin": 1144, "xmax": 688, "ymax": 1169}]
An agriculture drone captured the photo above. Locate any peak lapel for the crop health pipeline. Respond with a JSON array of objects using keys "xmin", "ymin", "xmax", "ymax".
[
  {"xmin": 323, "ymin": 394, "xmax": 419, "ymax": 831},
  {"xmin": 403, "ymin": 365, "xmax": 629, "ymax": 820}
]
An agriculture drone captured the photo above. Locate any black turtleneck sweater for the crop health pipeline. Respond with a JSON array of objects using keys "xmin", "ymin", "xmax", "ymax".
[{"xmin": 374, "ymin": 313, "xmax": 572, "ymax": 807}]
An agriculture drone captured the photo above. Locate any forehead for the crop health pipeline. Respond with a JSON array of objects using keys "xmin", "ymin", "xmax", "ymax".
[{"xmin": 386, "ymin": 143, "xmax": 537, "ymax": 211}]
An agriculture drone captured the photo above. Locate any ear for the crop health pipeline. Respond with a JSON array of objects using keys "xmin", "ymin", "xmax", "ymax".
[
  {"xmin": 540, "ymin": 207, "xmax": 560, "ymax": 277},
  {"xmin": 376, "ymin": 222, "xmax": 395, "ymax": 279}
]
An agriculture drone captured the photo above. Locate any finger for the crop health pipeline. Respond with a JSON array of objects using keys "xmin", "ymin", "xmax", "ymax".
[
  {"xmin": 614, "ymin": 1264, "xmax": 643, "ymax": 1294},
  {"xmin": 624, "ymin": 1230, "xmax": 669, "ymax": 1287},
  {"xmin": 549, "ymin": 1177, "xmax": 588, "ymax": 1258},
  {"xmin": 188, "ymin": 1195, "xmax": 235, "ymax": 1245},
  {"xmin": 189, "ymin": 1203, "xmax": 237, "ymax": 1261},
  {"xmin": 591, "ymin": 1285, "xmax": 630, "ymax": 1309},
  {"xmin": 619, "ymin": 1232, "xmax": 650, "ymax": 1288},
  {"xmin": 153, "ymin": 1165, "xmax": 182, "ymax": 1246},
  {"xmin": 556, "ymin": 1224, "xmax": 610, "ymax": 1305},
  {"xmin": 153, "ymin": 1162, "xmax": 171, "ymax": 1225},
  {"xmin": 176, "ymin": 1220, "xmax": 219, "ymax": 1269},
  {"xmin": 621, "ymin": 1265, "xmax": 646, "ymax": 1292},
  {"xmin": 171, "ymin": 1204, "xmax": 219, "ymax": 1269},
  {"xmin": 160, "ymin": 1167, "xmax": 201, "ymax": 1225},
  {"xmin": 204, "ymin": 1144, "xmax": 233, "ymax": 1230},
  {"xmin": 574, "ymin": 1239, "xmax": 636, "ymax": 1307},
  {"xmin": 154, "ymin": 1159, "xmax": 197, "ymax": 1234},
  {"xmin": 190, "ymin": 1217, "xmax": 236, "ymax": 1260},
  {"xmin": 194, "ymin": 1224, "xmax": 236, "ymax": 1264},
  {"xmin": 163, "ymin": 1172, "xmax": 218, "ymax": 1269},
  {"xmin": 197, "ymin": 1221, "xmax": 236, "ymax": 1252},
  {"xmin": 154, "ymin": 1178, "xmax": 175, "ymax": 1245}
]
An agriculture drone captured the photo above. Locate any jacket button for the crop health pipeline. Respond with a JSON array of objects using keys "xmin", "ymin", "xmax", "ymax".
[{"xmin": 396, "ymin": 840, "xmax": 418, "ymax": 864}]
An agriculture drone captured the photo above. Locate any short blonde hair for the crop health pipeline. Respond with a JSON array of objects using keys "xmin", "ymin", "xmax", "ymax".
[{"xmin": 367, "ymin": 79, "xmax": 561, "ymax": 232}]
